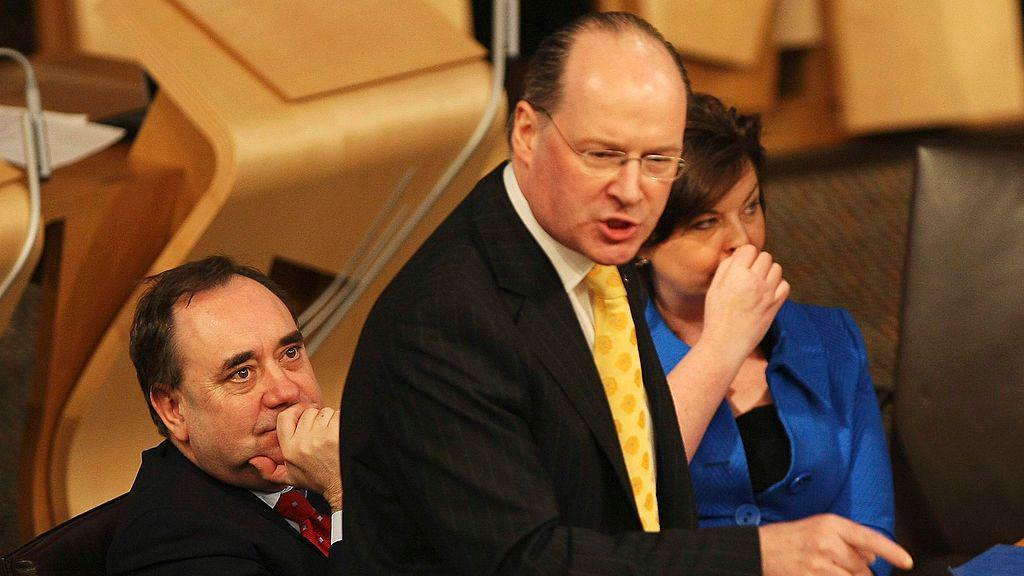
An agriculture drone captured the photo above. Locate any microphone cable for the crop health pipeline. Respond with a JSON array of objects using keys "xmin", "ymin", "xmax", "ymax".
[
  {"xmin": 0, "ymin": 48, "xmax": 48, "ymax": 304},
  {"xmin": 305, "ymin": 0, "xmax": 519, "ymax": 354}
]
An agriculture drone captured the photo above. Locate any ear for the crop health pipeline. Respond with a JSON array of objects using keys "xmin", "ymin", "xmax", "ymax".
[
  {"xmin": 510, "ymin": 100, "xmax": 542, "ymax": 169},
  {"xmin": 150, "ymin": 384, "xmax": 189, "ymax": 443}
]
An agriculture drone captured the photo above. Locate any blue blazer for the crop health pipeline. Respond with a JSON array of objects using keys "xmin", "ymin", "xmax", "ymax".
[{"xmin": 647, "ymin": 300, "xmax": 896, "ymax": 575}]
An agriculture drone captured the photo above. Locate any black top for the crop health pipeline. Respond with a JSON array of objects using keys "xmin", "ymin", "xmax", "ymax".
[{"xmin": 735, "ymin": 404, "xmax": 791, "ymax": 493}]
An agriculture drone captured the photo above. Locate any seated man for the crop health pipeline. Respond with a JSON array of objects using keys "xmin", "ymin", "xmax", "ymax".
[{"xmin": 107, "ymin": 256, "xmax": 342, "ymax": 575}]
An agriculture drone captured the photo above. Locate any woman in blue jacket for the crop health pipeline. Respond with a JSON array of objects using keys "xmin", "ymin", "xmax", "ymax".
[{"xmin": 638, "ymin": 93, "xmax": 896, "ymax": 575}]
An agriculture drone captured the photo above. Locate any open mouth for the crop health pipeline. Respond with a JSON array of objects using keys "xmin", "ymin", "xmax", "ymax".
[{"xmin": 601, "ymin": 218, "xmax": 639, "ymax": 241}]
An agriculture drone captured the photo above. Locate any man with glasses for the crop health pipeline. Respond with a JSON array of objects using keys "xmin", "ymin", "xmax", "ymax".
[{"xmin": 341, "ymin": 11, "xmax": 911, "ymax": 575}]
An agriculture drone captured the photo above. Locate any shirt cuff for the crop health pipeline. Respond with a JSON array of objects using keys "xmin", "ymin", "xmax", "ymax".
[{"xmin": 330, "ymin": 510, "xmax": 343, "ymax": 544}]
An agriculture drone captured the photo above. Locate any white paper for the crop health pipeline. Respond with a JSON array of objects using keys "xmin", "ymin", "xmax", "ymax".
[{"xmin": 0, "ymin": 105, "xmax": 125, "ymax": 170}]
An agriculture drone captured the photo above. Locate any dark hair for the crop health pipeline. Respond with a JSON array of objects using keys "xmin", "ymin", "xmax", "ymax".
[
  {"xmin": 511, "ymin": 11, "xmax": 692, "ymax": 140},
  {"xmin": 644, "ymin": 92, "xmax": 766, "ymax": 248},
  {"xmin": 129, "ymin": 256, "xmax": 294, "ymax": 436}
]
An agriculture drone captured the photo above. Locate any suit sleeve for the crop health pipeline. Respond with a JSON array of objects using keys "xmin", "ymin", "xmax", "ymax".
[
  {"xmin": 364, "ymin": 283, "xmax": 761, "ymax": 575},
  {"xmin": 829, "ymin": 310, "xmax": 896, "ymax": 576}
]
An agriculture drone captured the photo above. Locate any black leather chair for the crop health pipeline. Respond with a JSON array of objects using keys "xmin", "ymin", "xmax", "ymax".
[
  {"xmin": 0, "ymin": 494, "xmax": 125, "ymax": 576},
  {"xmin": 892, "ymin": 142, "xmax": 1024, "ymax": 575}
]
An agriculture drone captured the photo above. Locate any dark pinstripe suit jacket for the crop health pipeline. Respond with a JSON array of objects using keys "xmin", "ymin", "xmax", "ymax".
[
  {"xmin": 107, "ymin": 440, "xmax": 340, "ymax": 575},
  {"xmin": 340, "ymin": 164, "xmax": 761, "ymax": 575}
]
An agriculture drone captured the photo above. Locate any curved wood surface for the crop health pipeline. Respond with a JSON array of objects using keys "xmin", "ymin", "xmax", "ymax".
[{"xmin": 23, "ymin": 0, "xmax": 507, "ymax": 529}]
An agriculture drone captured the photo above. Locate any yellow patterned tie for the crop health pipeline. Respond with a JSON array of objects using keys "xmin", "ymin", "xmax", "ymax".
[{"xmin": 585, "ymin": 264, "xmax": 660, "ymax": 532}]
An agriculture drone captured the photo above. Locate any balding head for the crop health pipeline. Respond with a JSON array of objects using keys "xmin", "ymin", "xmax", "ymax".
[
  {"xmin": 517, "ymin": 12, "xmax": 690, "ymax": 127},
  {"xmin": 508, "ymin": 13, "xmax": 689, "ymax": 265}
]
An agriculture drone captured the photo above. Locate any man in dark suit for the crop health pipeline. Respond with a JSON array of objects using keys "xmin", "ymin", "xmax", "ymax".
[
  {"xmin": 107, "ymin": 256, "xmax": 342, "ymax": 575},
  {"xmin": 341, "ymin": 11, "xmax": 912, "ymax": 576}
]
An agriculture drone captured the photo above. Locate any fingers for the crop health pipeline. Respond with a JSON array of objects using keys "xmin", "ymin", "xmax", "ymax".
[
  {"xmin": 774, "ymin": 278, "xmax": 791, "ymax": 303},
  {"xmin": 276, "ymin": 404, "xmax": 306, "ymax": 442},
  {"xmin": 279, "ymin": 405, "xmax": 336, "ymax": 437},
  {"xmin": 830, "ymin": 541, "xmax": 873, "ymax": 574},
  {"xmin": 729, "ymin": 244, "xmax": 759, "ymax": 268},
  {"xmin": 249, "ymin": 455, "xmax": 288, "ymax": 484},
  {"xmin": 843, "ymin": 524, "xmax": 914, "ymax": 570},
  {"xmin": 750, "ymin": 250, "xmax": 774, "ymax": 278},
  {"xmin": 722, "ymin": 246, "xmax": 782, "ymax": 286}
]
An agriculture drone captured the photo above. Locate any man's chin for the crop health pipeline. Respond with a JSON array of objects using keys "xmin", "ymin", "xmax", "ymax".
[{"xmin": 587, "ymin": 243, "xmax": 644, "ymax": 266}]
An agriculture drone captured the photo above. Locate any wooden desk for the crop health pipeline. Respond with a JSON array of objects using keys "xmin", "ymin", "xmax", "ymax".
[{"xmin": 0, "ymin": 51, "xmax": 162, "ymax": 539}]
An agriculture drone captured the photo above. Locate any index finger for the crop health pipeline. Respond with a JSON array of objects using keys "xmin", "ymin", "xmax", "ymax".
[
  {"xmin": 276, "ymin": 404, "xmax": 306, "ymax": 441},
  {"xmin": 729, "ymin": 244, "xmax": 759, "ymax": 269},
  {"xmin": 842, "ymin": 524, "xmax": 913, "ymax": 570}
]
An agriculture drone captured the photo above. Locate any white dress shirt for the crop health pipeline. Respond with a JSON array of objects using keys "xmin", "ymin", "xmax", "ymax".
[{"xmin": 503, "ymin": 164, "xmax": 656, "ymax": 473}]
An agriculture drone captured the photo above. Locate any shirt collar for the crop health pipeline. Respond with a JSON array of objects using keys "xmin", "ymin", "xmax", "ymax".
[
  {"xmin": 503, "ymin": 164, "xmax": 594, "ymax": 292},
  {"xmin": 251, "ymin": 485, "xmax": 294, "ymax": 509}
]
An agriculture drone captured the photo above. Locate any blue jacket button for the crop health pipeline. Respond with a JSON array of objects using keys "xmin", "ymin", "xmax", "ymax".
[
  {"xmin": 788, "ymin": 473, "xmax": 813, "ymax": 494},
  {"xmin": 734, "ymin": 504, "xmax": 761, "ymax": 526}
]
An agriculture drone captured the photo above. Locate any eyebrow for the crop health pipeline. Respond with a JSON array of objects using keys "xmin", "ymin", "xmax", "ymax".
[
  {"xmin": 221, "ymin": 350, "xmax": 255, "ymax": 372},
  {"xmin": 744, "ymin": 185, "xmax": 762, "ymax": 204},
  {"xmin": 219, "ymin": 330, "xmax": 305, "ymax": 372},
  {"xmin": 280, "ymin": 330, "xmax": 304, "ymax": 347},
  {"xmin": 578, "ymin": 137, "xmax": 682, "ymax": 155}
]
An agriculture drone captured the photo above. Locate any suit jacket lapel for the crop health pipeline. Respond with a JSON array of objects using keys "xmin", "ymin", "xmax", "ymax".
[
  {"xmin": 471, "ymin": 165, "xmax": 634, "ymax": 506},
  {"xmin": 623, "ymin": 265, "xmax": 698, "ymax": 528}
]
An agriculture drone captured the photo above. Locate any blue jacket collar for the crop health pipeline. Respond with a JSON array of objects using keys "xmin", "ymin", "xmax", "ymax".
[{"xmin": 645, "ymin": 300, "xmax": 833, "ymax": 410}]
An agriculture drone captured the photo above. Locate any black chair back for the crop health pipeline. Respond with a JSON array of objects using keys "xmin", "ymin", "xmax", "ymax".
[
  {"xmin": 893, "ymin": 142, "xmax": 1024, "ymax": 573},
  {"xmin": 0, "ymin": 495, "xmax": 126, "ymax": 576}
]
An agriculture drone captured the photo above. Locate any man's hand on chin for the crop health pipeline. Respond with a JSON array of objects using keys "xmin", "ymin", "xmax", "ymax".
[{"xmin": 249, "ymin": 404, "xmax": 342, "ymax": 512}]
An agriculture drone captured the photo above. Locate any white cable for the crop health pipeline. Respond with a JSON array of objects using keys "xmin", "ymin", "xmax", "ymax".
[
  {"xmin": 0, "ymin": 47, "xmax": 50, "ymax": 179},
  {"xmin": 0, "ymin": 113, "xmax": 42, "ymax": 303},
  {"xmin": 0, "ymin": 48, "xmax": 45, "ymax": 305},
  {"xmin": 298, "ymin": 167, "xmax": 415, "ymax": 330},
  {"xmin": 302, "ymin": 201, "xmax": 410, "ymax": 338},
  {"xmin": 306, "ymin": 0, "xmax": 514, "ymax": 355}
]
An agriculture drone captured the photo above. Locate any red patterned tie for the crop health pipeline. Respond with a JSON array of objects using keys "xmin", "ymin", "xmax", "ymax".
[{"xmin": 274, "ymin": 489, "xmax": 331, "ymax": 556}]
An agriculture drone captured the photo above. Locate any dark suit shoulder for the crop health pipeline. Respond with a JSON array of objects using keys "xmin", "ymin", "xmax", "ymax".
[
  {"xmin": 107, "ymin": 504, "xmax": 268, "ymax": 575},
  {"xmin": 110, "ymin": 441, "xmax": 327, "ymax": 576},
  {"xmin": 369, "ymin": 165, "xmax": 536, "ymax": 332}
]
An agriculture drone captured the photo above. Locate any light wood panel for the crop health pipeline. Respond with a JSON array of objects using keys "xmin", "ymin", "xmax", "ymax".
[
  {"xmin": 172, "ymin": 0, "xmax": 484, "ymax": 100},
  {"xmin": 21, "ymin": 0, "xmax": 507, "ymax": 528},
  {"xmin": 829, "ymin": 0, "xmax": 1024, "ymax": 134},
  {"xmin": 685, "ymin": 49, "xmax": 778, "ymax": 113},
  {"xmin": 761, "ymin": 49, "xmax": 844, "ymax": 154},
  {"xmin": 598, "ymin": 0, "xmax": 778, "ymax": 69},
  {"xmin": 773, "ymin": 0, "xmax": 822, "ymax": 49}
]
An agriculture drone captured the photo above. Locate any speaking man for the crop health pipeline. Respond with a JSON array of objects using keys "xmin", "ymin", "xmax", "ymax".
[{"xmin": 342, "ymin": 12, "xmax": 912, "ymax": 575}]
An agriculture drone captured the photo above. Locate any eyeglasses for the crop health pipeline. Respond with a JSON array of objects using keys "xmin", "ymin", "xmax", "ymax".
[{"xmin": 534, "ymin": 107, "xmax": 686, "ymax": 182}]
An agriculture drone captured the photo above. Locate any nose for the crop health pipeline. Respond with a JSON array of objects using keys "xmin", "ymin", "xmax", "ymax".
[
  {"xmin": 724, "ymin": 218, "xmax": 752, "ymax": 254},
  {"xmin": 607, "ymin": 158, "xmax": 644, "ymax": 205},
  {"xmin": 262, "ymin": 365, "xmax": 302, "ymax": 409}
]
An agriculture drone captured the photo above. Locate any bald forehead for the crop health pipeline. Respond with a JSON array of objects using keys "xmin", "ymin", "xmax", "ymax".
[
  {"xmin": 552, "ymin": 30, "xmax": 688, "ymax": 133},
  {"xmin": 552, "ymin": 30, "xmax": 688, "ymax": 120},
  {"xmin": 577, "ymin": 30, "xmax": 679, "ymax": 87}
]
